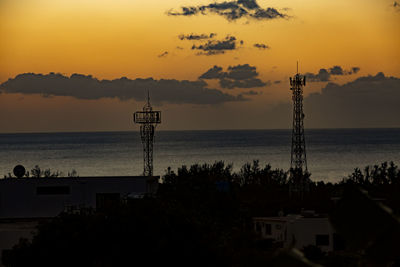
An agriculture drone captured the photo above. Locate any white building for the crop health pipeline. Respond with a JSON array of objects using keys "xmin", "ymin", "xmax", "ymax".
[{"xmin": 253, "ymin": 211, "xmax": 336, "ymax": 252}]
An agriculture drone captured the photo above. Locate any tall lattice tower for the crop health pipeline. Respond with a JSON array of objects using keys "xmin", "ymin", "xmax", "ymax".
[
  {"xmin": 133, "ymin": 92, "xmax": 161, "ymax": 176},
  {"xmin": 290, "ymin": 65, "xmax": 307, "ymax": 171},
  {"xmin": 289, "ymin": 64, "xmax": 309, "ymax": 195}
]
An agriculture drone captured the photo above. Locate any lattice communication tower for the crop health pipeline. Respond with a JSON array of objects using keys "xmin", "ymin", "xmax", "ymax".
[
  {"xmin": 133, "ymin": 92, "xmax": 161, "ymax": 176},
  {"xmin": 290, "ymin": 66, "xmax": 307, "ymax": 171},
  {"xmin": 289, "ymin": 64, "xmax": 309, "ymax": 196}
]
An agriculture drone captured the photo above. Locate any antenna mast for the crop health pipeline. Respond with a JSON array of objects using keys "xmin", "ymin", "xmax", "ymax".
[
  {"xmin": 133, "ymin": 92, "xmax": 161, "ymax": 176},
  {"xmin": 289, "ymin": 63, "xmax": 309, "ymax": 196}
]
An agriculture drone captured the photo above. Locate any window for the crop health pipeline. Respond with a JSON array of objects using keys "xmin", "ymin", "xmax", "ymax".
[
  {"xmin": 316, "ymin": 234, "xmax": 330, "ymax": 246},
  {"xmin": 36, "ymin": 186, "xmax": 70, "ymax": 195}
]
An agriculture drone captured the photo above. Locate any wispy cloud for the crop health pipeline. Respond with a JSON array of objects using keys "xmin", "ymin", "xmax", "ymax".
[
  {"xmin": 157, "ymin": 51, "xmax": 169, "ymax": 58},
  {"xmin": 191, "ymin": 35, "xmax": 241, "ymax": 56},
  {"xmin": 178, "ymin": 33, "xmax": 216, "ymax": 40},
  {"xmin": 253, "ymin": 43, "xmax": 270, "ymax": 50}
]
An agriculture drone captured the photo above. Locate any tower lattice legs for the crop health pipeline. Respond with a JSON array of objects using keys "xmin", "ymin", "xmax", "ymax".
[
  {"xmin": 140, "ymin": 124, "xmax": 154, "ymax": 176},
  {"xmin": 289, "ymin": 71, "xmax": 309, "ymax": 197}
]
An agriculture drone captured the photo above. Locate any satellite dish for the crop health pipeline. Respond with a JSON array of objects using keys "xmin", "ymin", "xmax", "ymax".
[{"xmin": 13, "ymin": 165, "xmax": 26, "ymax": 178}]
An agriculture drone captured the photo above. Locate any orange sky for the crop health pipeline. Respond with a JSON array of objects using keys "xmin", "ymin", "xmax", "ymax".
[{"xmin": 0, "ymin": 0, "xmax": 399, "ymax": 132}]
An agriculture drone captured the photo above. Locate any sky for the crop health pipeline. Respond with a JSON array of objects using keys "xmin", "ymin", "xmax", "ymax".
[{"xmin": 0, "ymin": 0, "xmax": 399, "ymax": 132}]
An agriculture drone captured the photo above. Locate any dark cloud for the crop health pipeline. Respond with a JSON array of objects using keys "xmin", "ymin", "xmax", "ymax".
[
  {"xmin": 199, "ymin": 64, "xmax": 268, "ymax": 89},
  {"xmin": 268, "ymin": 73, "xmax": 400, "ymax": 128},
  {"xmin": 303, "ymin": 72, "xmax": 400, "ymax": 127},
  {"xmin": 253, "ymin": 43, "xmax": 270, "ymax": 49},
  {"xmin": 305, "ymin": 68, "xmax": 330, "ymax": 82},
  {"xmin": 220, "ymin": 77, "xmax": 267, "ymax": 89},
  {"xmin": 251, "ymin": 8, "xmax": 286, "ymax": 20},
  {"xmin": 169, "ymin": 6, "xmax": 198, "ymax": 16},
  {"xmin": 305, "ymin": 65, "xmax": 361, "ymax": 82},
  {"xmin": 394, "ymin": 1, "xmax": 400, "ymax": 10},
  {"xmin": 329, "ymin": 66, "xmax": 344, "ymax": 75},
  {"xmin": 167, "ymin": 0, "xmax": 288, "ymax": 22},
  {"xmin": 240, "ymin": 90, "xmax": 259, "ymax": 95},
  {"xmin": 158, "ymin": 51, "xmax": 169, "ymax": 58},
  {"xmin": 192, "ymin": 35, "xmax": 239, "ymax": 55},
  {"xmin": 330, "ymin": 65, "xmax": 360, "ymax": 75},
  {"xmin": 199, "ymin": 65, "xmax": 225, "ymax": 79},
  {"xmin": 225, "ymin": 64, "xmax": 258, "ymax": 80},
  {"xmin": 238, "ymin": 0, "xmax": 259, "ymax": 9},
  {"xmin": 352, "ymin": 67, "xmax": 360, "ymax": 74},
  {"xmin": 0, "ymin": 73, "xmax": 247, "ymax": 105},
  {"xmin": 178, "ymin": 33, "xmax": 216, "ymax": 40}
]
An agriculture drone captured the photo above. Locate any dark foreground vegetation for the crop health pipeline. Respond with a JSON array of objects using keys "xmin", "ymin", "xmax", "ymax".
[{"xmin": 3, "ymin": 161, "xmax": 400, "ymax": 266}]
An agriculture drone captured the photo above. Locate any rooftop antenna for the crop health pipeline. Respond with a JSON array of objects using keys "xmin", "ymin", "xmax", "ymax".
[
  {"xmin": 289, "ymin": 62, "xmax": 309, "ymax": 198},
  {"xmin": 133, "ymin": 91, "xmax": 161, "ymax": 177}
]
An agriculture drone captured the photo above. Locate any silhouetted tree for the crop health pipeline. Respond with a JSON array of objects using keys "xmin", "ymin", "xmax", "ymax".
[
  {"xmin": 30, "ymin": 165, "xmax": 62, "ymax": 178},
  {"xmin": 67, "ymin": 169, "xmax": 78, "ymax": 177},
  {"xmin": 4, "ymin": 161, "xmax": 400, "ymax": 267},
  {"xmin": 31, "ymin": 165, "xmax": 42, "ymax": 178}
]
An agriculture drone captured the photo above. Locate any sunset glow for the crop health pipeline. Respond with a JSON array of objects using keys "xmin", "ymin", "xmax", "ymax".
[{"xmin": 0, "ymin": 0, "xmax": 399, "ymax": 132}]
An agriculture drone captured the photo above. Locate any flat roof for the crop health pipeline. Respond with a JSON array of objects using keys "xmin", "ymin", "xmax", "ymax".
[{"xmin": 0, "ymin": 176, "xmax": 159, "ymax": 182}]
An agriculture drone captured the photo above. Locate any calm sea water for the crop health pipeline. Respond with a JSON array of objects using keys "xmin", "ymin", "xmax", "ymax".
[{"xmin": 0, "ymin": 129, "xmax": 399, "ymax": 183}]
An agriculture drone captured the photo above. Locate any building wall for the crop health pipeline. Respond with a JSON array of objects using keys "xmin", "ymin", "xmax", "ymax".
[
  {"xmin": 253, "ymin": 218, "xmax": 286, "ymax": 242},
  {"xmin": 253, "ymin": 215, "xmax": 335, "ymax": 252},
  {"xmin": 0, "ymin": 176, "xmax": 152, "ymax": 219},
  {"xmin": 286, "ymin": 217, "xmax": 334, "ymax": 252}
]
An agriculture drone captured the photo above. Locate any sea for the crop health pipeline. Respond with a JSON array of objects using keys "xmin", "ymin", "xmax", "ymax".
[{"xmin": 0, "ymin": 128, "xmax": 399, "ymax": 183}]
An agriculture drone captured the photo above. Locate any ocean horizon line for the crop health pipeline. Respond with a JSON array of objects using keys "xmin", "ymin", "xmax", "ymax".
[{"xmin": 1, "ymin": 127, "xmax": 400, "ymax": 135}]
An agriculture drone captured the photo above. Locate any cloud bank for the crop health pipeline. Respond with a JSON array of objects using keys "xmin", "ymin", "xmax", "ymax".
[
  {"xmin": 167, "ymin": 0, "xmax": 288, "ymax": 22},
  {"xmin": 0, "ymin": 73, "xmax": 247, "ymax": 105},
  {"xmin": 305, "ymin": 65, "xmax": 360, "ymax": 82},
  {"xmin": 199, "ymin": 64, "xmax": 268, "ymax": 89},
  {"xmin": 270, "ymin": 73, "xmax": 400, "ymax": 128}
]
